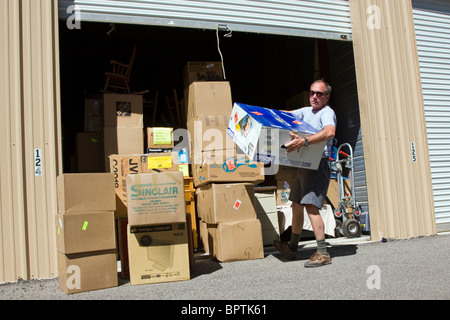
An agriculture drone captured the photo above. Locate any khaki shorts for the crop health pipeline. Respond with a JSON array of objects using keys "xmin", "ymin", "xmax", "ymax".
[{"xmin": 288, "ymin": 157, "xmax": 331, "ymax": 209}]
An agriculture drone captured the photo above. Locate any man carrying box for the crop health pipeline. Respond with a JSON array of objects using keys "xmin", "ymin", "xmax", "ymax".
[{"xmin": 274, "ymin": 80, "xmax": 336, "ymax": 268}]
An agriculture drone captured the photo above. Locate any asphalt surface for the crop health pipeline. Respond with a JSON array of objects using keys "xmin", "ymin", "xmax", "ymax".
[{"xmin": 1, "ymin": 233, "xmax": 448, "ymax": 306}]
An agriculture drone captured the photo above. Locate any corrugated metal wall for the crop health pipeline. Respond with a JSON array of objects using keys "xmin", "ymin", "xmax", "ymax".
[
  {"xmin": 349, "ymin": 0, "xmax": 436, "ymax": 240},
  {"xmin": 412, "ymin": 0, "xmax": 450, "ymax": 232},
  {"xmin": 59, "ymin": 0, "xmax": 353, "ymax": 40},
  {"xmin": 0, "ymin": 0, "xmax": 61, "ymax": 283}
]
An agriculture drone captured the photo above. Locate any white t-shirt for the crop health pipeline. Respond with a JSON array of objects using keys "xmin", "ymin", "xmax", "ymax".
[{"xmin": 292, "ymin": 105, "xmax": 336, "ymax": 158}]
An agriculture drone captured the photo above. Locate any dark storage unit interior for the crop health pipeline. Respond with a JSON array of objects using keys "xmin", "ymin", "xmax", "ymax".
[{"xmin": 58, "ymin": 21, "xmax": 361, "ymax": 175}]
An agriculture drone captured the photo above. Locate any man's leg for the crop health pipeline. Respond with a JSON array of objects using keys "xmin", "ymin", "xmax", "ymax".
[
  {"xmin": 289, "ymin": 202, "xmax": 304, "ymax": 251},
  {"xmin": 304, "ymin": 204, "xmax": 331, "ymax": 267},
  {"xmin": 274, "ymin": 202, "xmax": 304, "ymax": 260}
]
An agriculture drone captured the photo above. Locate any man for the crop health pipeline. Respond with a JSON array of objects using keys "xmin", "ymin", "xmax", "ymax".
[{"xmin": 274, "ymin": 80, "xmax": 336, "ymax": 267}]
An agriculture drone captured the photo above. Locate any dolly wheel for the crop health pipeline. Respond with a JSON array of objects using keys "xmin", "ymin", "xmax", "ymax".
[{"xmin": 342, "ymin": 219, "xmax": 361, "ymax": 238}]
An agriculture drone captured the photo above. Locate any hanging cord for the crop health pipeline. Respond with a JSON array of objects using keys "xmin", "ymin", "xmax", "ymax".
[{"xmin": 216, "ymin": 24, "xmax": 232, "ymax": 80}]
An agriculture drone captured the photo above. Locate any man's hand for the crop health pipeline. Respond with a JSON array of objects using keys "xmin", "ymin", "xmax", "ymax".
[{"xmin": 284, "ymin": 132, "xmax": 306, "ymax": 153}]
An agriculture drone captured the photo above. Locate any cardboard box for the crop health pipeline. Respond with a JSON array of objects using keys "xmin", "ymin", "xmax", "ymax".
[
  {"xmin": 196, "ymin": 183, "xmax": 257, "ymax": 224},
  {"xmin": 191, "ymin": 149, "xmax": 264, "ymax": 187},
  {"xmin": 84, "ymin": 98, "xmax": 102, "ymax": 132},
  {"xmin": 103, "ymin": 127, "xmax": 144, "ymax": 167},
  {"xmin": 183, "ymin": 61, "xmax": 224, "ymax": 88},
  {"xmin": 109, "ymin": 153, "xmax": 180, "ymax": 218},
  {"xmin": 187, "ymin": 114, "xmax": 235, "ymax": 154},
  {"xmin": 76, "ymin": 132, "xmax": 104, "ymax": 172},
  {"xmin": 57, "ymin": 250, "xmax": 118, "ymax": 294},
  {"xmin": 187, "ymin": 81, "xmax": 232, "ymax": 121},
  {"xmin": 103, "ymin": 93, "xmax": 143, "ymax": 127},
  {"xmin": 56, "ymin": 211, "xmax": 116, "ymax": 254},
  {"xmin": 212, "ymin": 219, "xmax": 264, "ymax": 262},
  {"xmin": 276, "ymin": 179, "xmax": 295, "ymax": 206},
  {"xmin": 146, "ymin": 127, "xmax": 174, "ymax": 149},
  {"xmin": 126, "ymin": 171, "xmax": 187, "ymax": 226},
  {"xmin": 57, "ymin": 173, "xmax": 116, "ymax": 214},
  {"xmin": 227, "ymin": 102, "xmax": 326, "ymax": 170},
  {"xmin": 127, "ymin": 223, "xmax": 190, "ymax": 285}
]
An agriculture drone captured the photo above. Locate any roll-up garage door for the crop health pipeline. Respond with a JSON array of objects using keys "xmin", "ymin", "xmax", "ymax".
[
  {"xmin": 412, "ymin": 0, "xmax": 450, "ymax": 232},
  {"xmin": 58, "ymin": 0, "xmax": 352, "ymax": 40}
]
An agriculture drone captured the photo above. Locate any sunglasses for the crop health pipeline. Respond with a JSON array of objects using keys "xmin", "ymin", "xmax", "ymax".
[{"xmin": 310, "ymin": 90, "xmax": 326, "ymax": 97}]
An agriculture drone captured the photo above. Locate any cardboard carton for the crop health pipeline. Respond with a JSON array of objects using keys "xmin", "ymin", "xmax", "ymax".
[
  {"xmin": 126, "ymin": 171, "xmax": 186, "ymax": 226},
  {"xmin": 56, "ymin": 211, "xmax": 116, "ymax": 254},
  {"xmin": 102, "ymin": 93, "xmax": 143, "ymax": 127},
  {"xmin": 212, "ymin": 219, "xmax": 264, "ymax": 262},
  {"xmin": 127, "ymin": 223, "xmax": 190, "ymax": 285},
  {"xmin": 103, "ymin": 127, "xmax": 144, "ymax": 167},
  {"xmin": 187, "ymin": 114, "xmax": 235, "ymax": 154},
  {"xmin": 227, "ymin": 102, "xmax": 326, "ymax": 170},
  {"xmin": 57, "ymin": 173, "xmax": 116, "ymax": 214},
  {"xmin": 57, "ymin": 250, "xmax": 118, "ymax": 294},
  {"xmin": 196, "ymin": 183, "xmax": 257, "ymax": 224},
  {"xmin": 183, "ymin": 61, "xmax": 224, "ymax": 88},
  {"xmin": 76, "ymin": 132, "xmax": 104, "ymax": 172},
  {"xmin": 109, "ymin": 153, "xmax": 180, "ymax": 218},
  {"xmin": 191, "ymin": 149, "xmax": 264, "ymax": 187},
  {"xmin": 146, "ymin": 127, "xmax": 174, "ymax": 149},
  {"xmin": 187, "ymin": 81, "xmax": 232, "ymax": 121}
]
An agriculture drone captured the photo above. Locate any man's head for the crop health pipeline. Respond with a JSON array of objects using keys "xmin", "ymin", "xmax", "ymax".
[{"xmin": 310, "ymin": 80, "xmax": 331, "ymax": 110}]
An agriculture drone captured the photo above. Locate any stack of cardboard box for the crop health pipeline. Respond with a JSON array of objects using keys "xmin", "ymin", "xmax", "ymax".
[
  {"xmin": 185, "ymin": 81, "xmax": 265, "ymax": 262},
  {"xmin": 103, "ymin": 93, "xmax": 144, "ymax": 171},
  {"xmin": 125, "ymin": 171, "xmax": 191, "ymax": 285},
  {"xmin": 56, "ymin": 173, "xmax": 118, "ymax": 294}
]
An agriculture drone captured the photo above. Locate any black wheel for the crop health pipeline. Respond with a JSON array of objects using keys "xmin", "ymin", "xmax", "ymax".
[
  {"xmin": 334, "ymin": 219, "xmax": 343, "ymax": 238},
  {"xmin": 342, "ymin": 219, "xmax": 361, "ymax": 238}
]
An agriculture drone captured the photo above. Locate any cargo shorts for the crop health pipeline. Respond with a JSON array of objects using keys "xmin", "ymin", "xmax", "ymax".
[{"xmin": 288, "ymin": 157, "xmax": 331, "ymax": 209}]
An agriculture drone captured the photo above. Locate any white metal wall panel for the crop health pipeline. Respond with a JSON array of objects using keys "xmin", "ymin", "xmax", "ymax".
[
  {"xmin": 413, "ymin": 0, "xmax": 450, "ymax": 232},
  {"xmin": 58, "ymin": 0, "xmax": 352, "ymax": 40}
]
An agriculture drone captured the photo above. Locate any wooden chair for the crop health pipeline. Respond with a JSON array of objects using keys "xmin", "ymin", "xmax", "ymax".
[{"xmin": 103, "ymin": 45, "xmax": 137, "ymax": 93}]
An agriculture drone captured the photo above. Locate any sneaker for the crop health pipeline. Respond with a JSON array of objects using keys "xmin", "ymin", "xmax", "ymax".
[
  {"xmin": 273, "ymin": 240, "xmax": 297, "ymax": 260},
  {"xmin": 304, "ymin": 252, "xmax": 332, "ymax": 268}
]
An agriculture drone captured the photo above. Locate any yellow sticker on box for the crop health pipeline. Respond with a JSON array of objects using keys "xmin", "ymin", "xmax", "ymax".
[
  {"xmin": 148, "ymin": 156, "xmax": 173, "ymax": 169},
  {"xmin": 153, "ymin": 128, "xmax": 172, "ymax": 145}
]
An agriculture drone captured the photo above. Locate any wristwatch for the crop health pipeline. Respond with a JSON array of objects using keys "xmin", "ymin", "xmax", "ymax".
[{"xmin": 303, "ymin": 137, "xmax": 310, "ymax": 147}]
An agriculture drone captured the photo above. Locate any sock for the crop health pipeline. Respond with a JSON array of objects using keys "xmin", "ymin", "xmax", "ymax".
[
  {"xmin": 288, "ymin": 232, "xmax": 301, "ymax": 252},
  {"xmin": 316, "ymin": 239, "xmax": 328, "ymax": 255}
]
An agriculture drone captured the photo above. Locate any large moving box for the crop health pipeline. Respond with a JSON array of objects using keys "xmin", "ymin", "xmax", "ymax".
[
  {"xmin": 211, "ymin": 219, "xmax": 264, "ymax": 262},
  {"xmin": 187, "ymin": 114, "xmax": 235, "ymax": 154},
  {"xmin": 102, "ymin": 93, "xmax": 143, "ymax": 127},
  {"xmin": 56, "ymin": 211, "xmax": 116, "ymax": 254},
  {"xmin": 127, "ymin": 222, "xmax": 190, "ymax": 285},
  {"xmin": 126, "ymin": 171, "xmax": 186, "ymax": 226},
  {"xmin": 196, "ymin": 183, "xmax": 257, "ymax": 223},
  {"xmin": 186, "ymin": 82, "xmax": 232, "ymax": 121},
  {"xmin": 191, "ymin": 149, "xmax": 264, "ymax": 187},
  {"xmin": 109, "ymin": 152, "xmax": 180, "ymax": 218},
  {"xmin": 103, "ymin": 127, "xmax": 144, "ymax": 167},
  {"xmin": 57, "ymin": 250, "xmax": 118, "ymax": 294},
  {"xmin": 57, "ymin": 173, "xmax": 116, "ymax": 214},
  {"xmin": 227, "ymin": 102, "xmax": 326, "ymax": 170},
  {"xmin": 183, "ymin": 61, "xmax": 224, "ymax": 88}
]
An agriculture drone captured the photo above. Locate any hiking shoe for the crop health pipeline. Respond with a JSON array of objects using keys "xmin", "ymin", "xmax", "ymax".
[
  {"xmin": 273, "ymin": 240, "xmax": 297, "ymax": 260},
  {"xmin": 304, "ymin": 252, "xmax": 332, "ymax": 268}
]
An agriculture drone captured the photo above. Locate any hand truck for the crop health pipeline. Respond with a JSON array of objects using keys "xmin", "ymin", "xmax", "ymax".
[{"xmin": 331, "ymin": 143, "xmax": 362, "ymax": 238}]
